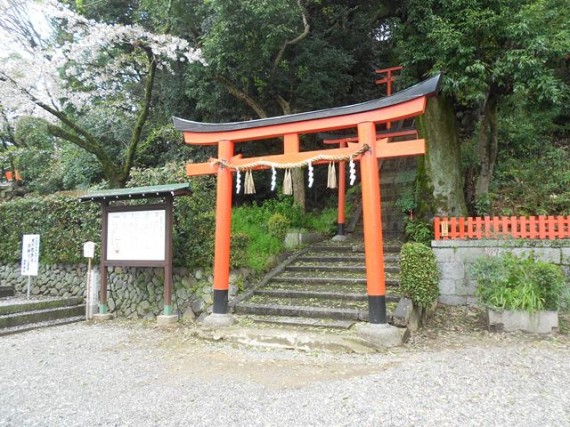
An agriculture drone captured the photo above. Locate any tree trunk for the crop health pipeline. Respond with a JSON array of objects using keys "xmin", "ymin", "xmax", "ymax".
[
  {"xmin": 292, "ymin": 168, "xmax": 306, "ymax": 211},
  {"xmin": 474, "ymin": 92, "xmax": 499, "ymax": 202},
  {"xmin": 416, "ymin": 96, "xmax": 468, "ymax": 217}
]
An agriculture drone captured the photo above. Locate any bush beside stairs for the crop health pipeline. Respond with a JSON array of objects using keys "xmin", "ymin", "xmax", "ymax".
[{"xmin": 0, "ymin": 292, "xmax": 85, "ymax": 336}]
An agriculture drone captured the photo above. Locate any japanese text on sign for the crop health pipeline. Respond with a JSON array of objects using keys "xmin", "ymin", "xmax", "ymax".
[{"xmin": 21, "ymin": 234, "xmax": 40, "ymax": 276}]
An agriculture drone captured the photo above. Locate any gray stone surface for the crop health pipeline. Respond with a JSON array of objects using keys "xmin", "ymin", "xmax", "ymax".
[
  {"xmin": 355, "ymin": 323, "xmax": 407, "ymax": 348},
  {"xmin": 487, "ymin": 309, "xmax": 559, "ymax": 334},
  {"xmin": 0, "ymin": 263, "xmax": 251, "ymax": 321},
  {"xmin": 201, "ymin": 313, "xmax": 236, "ymax": 328}
]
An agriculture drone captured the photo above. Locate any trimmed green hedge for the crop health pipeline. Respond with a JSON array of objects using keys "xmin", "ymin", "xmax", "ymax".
[
  {"xmin": 0, "ymin": 195, "xmax": 100, "ymax": 264},
  {"xmin": 399, "ymin": 242, "xmax": 440, "ymax": 308}
]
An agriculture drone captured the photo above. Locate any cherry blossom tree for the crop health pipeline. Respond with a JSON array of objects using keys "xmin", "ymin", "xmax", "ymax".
[{"xmin": 0, "ymin": 0, "xmax": 204, "ymax": 188}]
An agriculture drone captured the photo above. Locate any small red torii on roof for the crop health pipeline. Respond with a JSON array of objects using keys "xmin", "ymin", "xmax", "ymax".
[{"xmin": 174, "ymin": 74, "xmax": 440, "ymax": 326}]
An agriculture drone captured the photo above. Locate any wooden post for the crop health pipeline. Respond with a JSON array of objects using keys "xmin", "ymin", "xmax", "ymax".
[
  {"xmin": 163, "ymin": 194, "xmax": 174, "ymax": 316},
  {"xmin": 212, "ymin": 140, "xmax": 234, "ymax": 314},
  {"xmin": 358, "ymin": 121, "xmax": 386, "ymax": 324},
  {"xmin": 99, "ymin": 200, "xmax": 109, "ymax": 314},
  {"xmin": 337, "ymin": 142, "xmax": 347, "ymax": 235}
]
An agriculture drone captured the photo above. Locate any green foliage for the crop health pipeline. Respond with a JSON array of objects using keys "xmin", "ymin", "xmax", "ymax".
[
  {"xmin": 230, "ymin": 232, "xmax": 250, "ymax": 268},
  {"xmin": 267, "ymin": 213, "xmax": 291, "ymax": 241},
  {"xmin": 471, "ymin": 253, "xmax": 568, "ymax": 312},
  {"xmin": 399, "ymin": 243, "xmax": 440, "ymax": 308},
  {"xmin": 0, "ymin": 195, "xmax": 100, "ymax": 264},
  {"xmin": 404, "ymin": 218, "xmax": 433, "ymax": 246},
  {"xmin": 395, "ymin": 189, "xmax": 416, "ymax": 214}
]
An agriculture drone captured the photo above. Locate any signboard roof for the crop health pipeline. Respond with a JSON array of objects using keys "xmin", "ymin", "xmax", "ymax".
[{"xmin": 78, "ymin": 183, "xmax": 190, "ymax": 202}]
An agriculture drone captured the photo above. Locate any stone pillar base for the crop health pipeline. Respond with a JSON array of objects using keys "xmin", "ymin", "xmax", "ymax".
[
  {"xmin": 92, "ymin": 313, "xmax": 113, "ymax": 322},
  {"xmin": 355, "ymin": 323, "xmax": 407, "ymax": 348},
  {"xmin": 201, "ymin": 313, "xmax": 235, "ymax": 328},
  {"xmin": 157, "ymin": 314, "xmax": 178, "ymax": 326}
]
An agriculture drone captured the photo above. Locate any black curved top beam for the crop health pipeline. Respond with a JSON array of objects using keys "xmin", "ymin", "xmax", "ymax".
[{"xmin": 173, "ymin": 74, "xmax": 441, "ymax": 133}]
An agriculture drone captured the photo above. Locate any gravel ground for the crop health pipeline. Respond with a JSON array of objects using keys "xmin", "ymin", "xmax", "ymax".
[{"xmin": 1, "ymin": 308, "xmax": 570, "ymax": 427}]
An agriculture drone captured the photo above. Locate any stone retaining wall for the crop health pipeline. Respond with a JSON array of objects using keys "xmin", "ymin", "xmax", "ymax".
[
  {"xmin": 0, "ymin": 263, "xmax": 251, "ymax": 319},
  {"xmin": 432, "ymin": 239, "xmax": 570, "ymax": 305}
]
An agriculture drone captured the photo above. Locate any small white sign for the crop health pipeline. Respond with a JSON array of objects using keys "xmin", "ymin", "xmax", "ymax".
[
  {"xmin": 83, "ymin": 241, "xmax": 95, "ymax": 258},
  {"xmin": 21, "ymin": 234, "xmax": 40, "ymax": 276}
]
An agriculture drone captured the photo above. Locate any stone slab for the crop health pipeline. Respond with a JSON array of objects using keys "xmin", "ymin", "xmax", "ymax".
[
  {"xmin": 156, "ymin": 314, "xmax": 178, "ymax": 326},
  {"xmin": 91, "ymin": 313, "xmax": 113, "ymax": 322},
  {"xmin": 201, "ymin": 313, "xmax": 236, "ymax": 328},
  {"xmin": 355, "ymin": 323, "xmax": 407, "ymax": 348},
  {"xmin": 488, "ymin": 309, "xmax": 559, "ymax": 334},
  {"xmin": 193, "ymin": 326, "xmax": 376, "ymax": 353}
]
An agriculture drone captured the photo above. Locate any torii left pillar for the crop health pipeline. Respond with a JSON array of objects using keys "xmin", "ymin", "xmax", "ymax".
[{"xmin": 206, "ymin": 140, "xmax": 236, "ymax": 326}]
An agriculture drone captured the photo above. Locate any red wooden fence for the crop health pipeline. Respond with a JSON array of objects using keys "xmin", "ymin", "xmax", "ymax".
[{"xmin": 434, "ymin": 216, "xmax": 570, "ymax": 240}]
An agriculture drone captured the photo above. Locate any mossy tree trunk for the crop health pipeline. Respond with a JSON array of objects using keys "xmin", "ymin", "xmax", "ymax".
[
  {"xmin": 474, "ymin": 91, "xmax": 499, "ymax": 201},
  {"xmin": 416, "ymin": 96, "xmax": 468, "ymax": 217}
]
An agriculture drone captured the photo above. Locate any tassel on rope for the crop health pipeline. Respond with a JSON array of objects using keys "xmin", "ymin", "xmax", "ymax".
[
  {"xmin": 271, "ymin": 167, "xmax": 277, "ymax": 191},
  {"xmin": 236, "ymin": 169, "xmax": 242, "ymax": 194},
  {"xmin": 349, "ymin": 157, "xmax": 356, "ymax": 186},
  {"xmin": 307, "ymin": 162, "xmax": 314, "ymax": 188},
  {"xmin": 283, "ymin": 169, "xmax": 293, "ymax": 195},
  {"xmin": 244, "ymin": 169, "xmax": 256, "ymax": 194},
  {"xmin": 327, "ymin": 162, "xmax": 337, "ymax": 189}
]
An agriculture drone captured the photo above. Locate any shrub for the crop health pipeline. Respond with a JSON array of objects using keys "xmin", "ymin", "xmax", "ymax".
[
  {"xmin": 471, "ymin": 253, "xmax": 568, "ymax": 312},
  {"xmin": 404, "ymin": 218, "xmax": 433, "ymax": 246},
  {"xmin": 399, "ymin": 243, "xmax": 440, "ymax": 308},
  {"xmin": 267, "ymin": 213, "xmax": 291, "ymax": 241}
]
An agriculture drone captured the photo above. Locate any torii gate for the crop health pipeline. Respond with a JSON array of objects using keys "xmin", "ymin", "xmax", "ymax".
[{"xmin": 174, "ymin": 74, "xmax": 440, "ymax": 325}]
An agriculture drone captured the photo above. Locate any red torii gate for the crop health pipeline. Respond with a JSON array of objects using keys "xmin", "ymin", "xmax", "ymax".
[{"xmin": 174, "ymin": 74, "xmax": 440, "ymax": 325}]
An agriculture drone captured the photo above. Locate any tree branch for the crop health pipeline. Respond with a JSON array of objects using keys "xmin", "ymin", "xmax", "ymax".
[
  {"xmin": 121, "ymin": 48, "xmax": 157, "ymax": 184},
  {"xmin": 215, "ymin": 74, "xmax": 268, "ymax": 119},
  {"xmin": 271, "ymin": 0, "xmax": 310, "ymax": 76}
]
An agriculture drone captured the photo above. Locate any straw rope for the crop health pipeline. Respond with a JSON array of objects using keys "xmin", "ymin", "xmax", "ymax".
[{"xmin": 212, "ymin": 144, "xmax": 370, "ymax": 171}]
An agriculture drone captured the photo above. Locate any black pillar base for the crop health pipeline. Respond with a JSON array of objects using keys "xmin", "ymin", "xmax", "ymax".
[
  {"xmin": 368, "ymin": 295, "xmax": 387, "ymax": 324},
  {"xmin": 336, "ymin": 222, "xmax": 345, "ymax": 236},
  {"xmin": 213, "ymin": 289, "xmax": 229, "ymax": 314}
]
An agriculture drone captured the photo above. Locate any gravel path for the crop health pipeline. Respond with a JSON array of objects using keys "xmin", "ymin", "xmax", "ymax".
[{"xmin": 1, "ymin": 319, "xmax": 569, "ymax": 427}]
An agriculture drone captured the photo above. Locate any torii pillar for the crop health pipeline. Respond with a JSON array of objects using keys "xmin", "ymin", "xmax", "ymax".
[{"xmin": 174, "ymin": 74, "xmax": 441, "ymax": 330}]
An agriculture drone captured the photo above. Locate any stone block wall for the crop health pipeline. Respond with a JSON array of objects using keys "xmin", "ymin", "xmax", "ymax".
[
  {"xmin": 432, "ymin": 239, "xmax": 570, "ymax": 305},
  {"xmin": 0, "ymin": 263, "xmax": 251, "ymax": 319}
]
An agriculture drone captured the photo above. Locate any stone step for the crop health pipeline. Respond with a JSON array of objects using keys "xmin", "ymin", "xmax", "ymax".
[
  {"xmin": 0, "ymin": 297, "xmax": 84, "ymax": 316},
  {"xmin": 270, "ymin": 276, "xmax": 400, "ymax": 287},
  {"xmin": 0, "ymin": 286, "xmax": 15, "ymax": 298},
  {"xmin": 235, "ymin": 302, "xmax": 368, "ymax": 321},
  {"xmin": 240, "ymin": 315, "xmax": 356, "ymax": 330},
  {"xmin": 0, "ymin": 316, "xmax": 84, "ymax": 337},
  {"xmin": 0, "ymin": 304, "xmax": 86, "ymax": 329},
  {"xmin": 254, "ymin": 288, "xmax": 400, "ymax": 303},
  {"xmin": 307, "ymin": 244, "xmax": 401, "ymax": 254},
  {"xmin": 300, "ymin": 255, "xmax": 399, "ymax": 263},
  {"xmin": 285, "ymin": 265, "xmax": 366, "ymax": 273},
  {"xmin": 286, "ymin": 263, "xmax": 400, "ymax": 274}
]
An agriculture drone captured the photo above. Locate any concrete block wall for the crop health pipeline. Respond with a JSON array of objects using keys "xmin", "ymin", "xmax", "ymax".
[{"xmin": 432, "ymin": 239, "xmax": 570, "ymax": 305}]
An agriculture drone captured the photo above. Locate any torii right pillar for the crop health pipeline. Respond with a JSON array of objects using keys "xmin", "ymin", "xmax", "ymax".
[{"xmin": 358, "ymin": 122, "xmax": 386, "ymax": 323}]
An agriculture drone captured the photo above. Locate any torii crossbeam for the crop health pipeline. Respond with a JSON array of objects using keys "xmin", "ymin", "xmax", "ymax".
[{"xmin": 174, "ymin": 74, "xmax": 440, "ymax": 325}]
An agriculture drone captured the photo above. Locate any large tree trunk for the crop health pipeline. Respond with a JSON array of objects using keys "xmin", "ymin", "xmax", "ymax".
[
  {"xmin": 474, "ymin": 92, "xmax": 499, "ymax": 201},
  {"xmin": 416, "ymin": 96, "xmax": 468, "ymax": 217}
]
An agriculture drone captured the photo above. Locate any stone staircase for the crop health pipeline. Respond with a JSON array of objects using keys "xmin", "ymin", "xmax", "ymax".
[
  {"xmin": 0, "ymin": 296, "xmax": 85, "ymax": 336},
  {"xmin": 233, "ymin": 239, "xmax": 402, "ymax": 330},
  {"xmin": 233, "ymin": 155, "xmax": 418, "ymax": 330}
]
